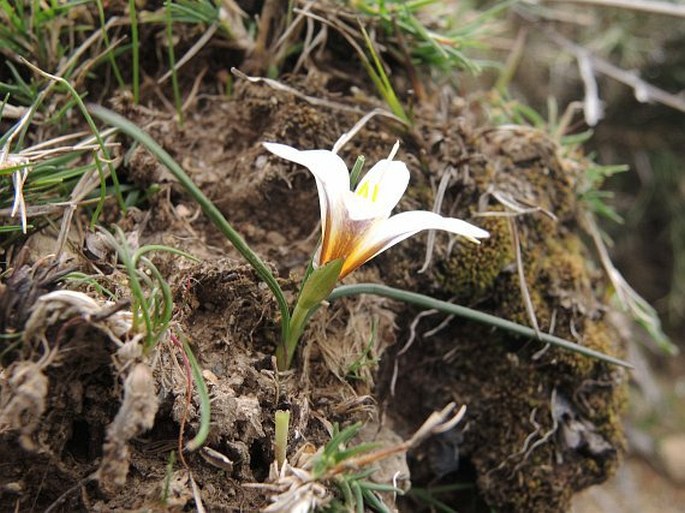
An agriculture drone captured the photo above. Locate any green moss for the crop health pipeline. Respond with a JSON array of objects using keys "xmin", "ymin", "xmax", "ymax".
[
  {"xmin": 437, "ymin": 214, "xmax": 514, "ymax": 299},
  {"xmin": 550, "ymin": 319, "xmax": 611, "ymax": 375},
  {"xmin": 541, "ymin": 234, "xmax": 592, "ymax": 291}
]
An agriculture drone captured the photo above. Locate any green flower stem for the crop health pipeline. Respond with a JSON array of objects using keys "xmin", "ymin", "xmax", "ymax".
[
  {"xmin": 329, "ymin": 283, "xmax": 632, "ymax": 369},
  {"xmin": 89, "ymin": 105, "xmax": 291, "ymax": 341},
  {"xmin": 277, "ymin": 259, "xmax": 344, "ymax": 370}
]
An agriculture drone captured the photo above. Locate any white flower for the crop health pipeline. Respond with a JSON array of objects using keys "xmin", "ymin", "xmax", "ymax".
[{"xmin": 263, "ymin": 141, "xmax": 489, "ymax": 279}]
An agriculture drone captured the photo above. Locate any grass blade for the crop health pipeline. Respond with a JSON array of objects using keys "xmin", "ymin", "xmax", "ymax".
[
  {"xmin": 165, "ymin": 0, "xmax": 184, "ymax": 125},
  {"xmin": 128, "ymin": 0, "xmax": 140, "ymax": 103}
]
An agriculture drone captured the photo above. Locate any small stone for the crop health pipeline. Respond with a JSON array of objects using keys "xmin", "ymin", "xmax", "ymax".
[{"xmin": 658, "ymin": 434, "xmax": 685, "ymax": 483}]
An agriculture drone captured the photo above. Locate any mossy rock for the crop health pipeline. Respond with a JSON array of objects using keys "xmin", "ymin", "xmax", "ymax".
[{"xmin": 376, "ymin": 104, "xmax": 626, "ymax": 512}]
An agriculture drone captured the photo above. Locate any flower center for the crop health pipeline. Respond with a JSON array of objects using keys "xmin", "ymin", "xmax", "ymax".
[{"xmin": 355, "ymin": 181, "xmax": 380, "ymax": 203}]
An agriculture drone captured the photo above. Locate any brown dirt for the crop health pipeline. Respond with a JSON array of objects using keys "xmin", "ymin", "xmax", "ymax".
[{"xmin": 1, "ymin": 4, "xmax": 629, "ymax": 513}]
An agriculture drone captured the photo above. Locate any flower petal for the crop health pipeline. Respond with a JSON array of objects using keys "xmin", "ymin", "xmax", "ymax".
[
  {"xmin": 346, "ymin": 159, "xmax": 409, "ymax": 220},
  {"xmin": 340, "ymin": 210, "xmax": 489, "ymax": 277},
  {"xmin": 263, "ymin": 142, "xmax": 351, "ymax": 258},
  {"xmin": 262, "ymin": 143, "xmax": 350, "ymax": 191}
]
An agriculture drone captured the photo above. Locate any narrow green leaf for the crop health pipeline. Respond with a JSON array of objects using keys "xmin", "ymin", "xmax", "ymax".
[
  {"xmin": 183, "ymin": 337, "xmax": 211, "ymax": 451},
  {"xmin": 329, "ymin": 283, "xmax": 632, "ymax": 369}
]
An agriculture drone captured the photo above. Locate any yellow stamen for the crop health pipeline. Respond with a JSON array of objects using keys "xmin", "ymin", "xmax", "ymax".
[{"xmin": 356, "ymin": 181, "xmax": 380, "ymax": 203}]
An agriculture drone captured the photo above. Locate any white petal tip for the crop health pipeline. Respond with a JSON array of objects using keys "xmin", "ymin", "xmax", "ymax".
[
  {"xmin": 263, "ymin": 141, "xmax": 286, "ymax": 152},
  {"xmin": 262, "ymin": 142, "xmax": 299, "ymax": 160},
  {"xmin": 473, "ymin": 228, "xmax": 490, "ymax": 239},
  {"xmin": 448, "ymin": 220, "xmax": 490, "ymax": 243},
  {"xmin": 468, "ymin": 231, "xmax": 490, "ymax": 244}
]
